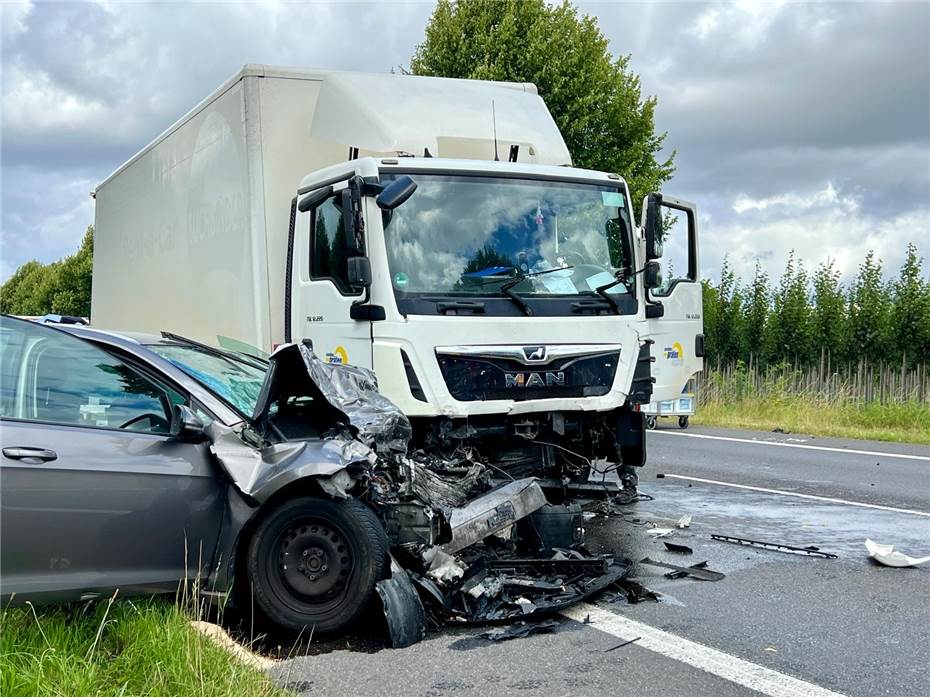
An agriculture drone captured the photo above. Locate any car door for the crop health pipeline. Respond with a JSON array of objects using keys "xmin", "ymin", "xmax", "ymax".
[
  {"xmin": 642, "ymin": 195, "xmax": 704, "ymax": 403},
  {"xmin": 0, "ymin": 317, "xmax": 224, "ymax": 603},
  {"xmin": 289, "ymin": 175, "xmax": 373, "ymax": 369}
]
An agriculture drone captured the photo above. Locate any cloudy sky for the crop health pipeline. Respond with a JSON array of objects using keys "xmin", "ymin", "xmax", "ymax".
[{"xmin": 2, "ymin": 0, "xmax": 928, "ymax": 285}]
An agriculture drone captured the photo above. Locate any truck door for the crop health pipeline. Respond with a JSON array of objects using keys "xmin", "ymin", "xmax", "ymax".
[
  {"xmin": 288, "ymin": 178, "xmax": 373, "ymax": 369},
  {"xmin": 642, "ymin": 195, "xmax": 704, "ymax": 403}
]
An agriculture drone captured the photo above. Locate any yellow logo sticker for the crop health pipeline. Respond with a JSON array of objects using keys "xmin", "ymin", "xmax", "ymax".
[{"xmin": 325, "ymin": 345, "xmax": 349, "ymax": 365}]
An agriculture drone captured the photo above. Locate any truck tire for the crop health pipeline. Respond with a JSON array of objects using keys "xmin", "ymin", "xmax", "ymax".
[
  {"xmin": 646, "ymin": 416, "xmax": 657, "ymax": 430},
  {"xmin": 247, "ymin": 496, "xmax": 388, "ymax": 634},
  {"xmin": 678, "ymin": 416, "xmax": 689, "ymax": 429}
]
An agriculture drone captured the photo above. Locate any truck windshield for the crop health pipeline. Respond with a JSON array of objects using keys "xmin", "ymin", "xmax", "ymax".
[{"xmin": 380, "ymin": 173, "xmax": 635, "ymax": 314}]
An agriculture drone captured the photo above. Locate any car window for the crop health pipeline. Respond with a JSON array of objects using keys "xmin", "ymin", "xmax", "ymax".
[{"xmin": 0, "ymin": 317, "xmax": 175, "ymax": 434}]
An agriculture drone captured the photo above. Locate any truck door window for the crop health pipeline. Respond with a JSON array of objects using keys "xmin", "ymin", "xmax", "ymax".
[
  {"xmin": 652, "ymin": 204, "xmax": 696, "ymax": 297},
  {"xmin": 309, "ymin": 196, "xmax": 361, "ymax": 296}
]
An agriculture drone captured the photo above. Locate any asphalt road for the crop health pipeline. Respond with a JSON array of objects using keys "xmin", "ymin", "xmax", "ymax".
[{"xmin": 267, "ymin": 426, "xmax": 930, "ymax": 697}]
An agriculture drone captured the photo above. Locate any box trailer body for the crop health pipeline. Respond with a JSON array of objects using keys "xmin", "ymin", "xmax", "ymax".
[{"xmin": 93, "ymin": 65, "xmax": 702, "ymax": 479}]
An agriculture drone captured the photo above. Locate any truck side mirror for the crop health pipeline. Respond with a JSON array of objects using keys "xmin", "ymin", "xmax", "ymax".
[
  {"xmin": 643, "ymin": 260, "xmax": 663, "ymax": 289},
  {"xmin": 644, "ymin": 193, "xmax": 664, "ymax": 260},
  {"xmin": 347, "ymin": 256, "xmax": 372, "ymax": 289},
  {"xmin": 377, "ymin": 176, "xmax": 417, "ymax": 211}
]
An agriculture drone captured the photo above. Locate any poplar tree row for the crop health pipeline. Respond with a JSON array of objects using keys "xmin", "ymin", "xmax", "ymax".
[{"xmin": 702, "ymin": 244, "xmax": 930, "ymax": 370}]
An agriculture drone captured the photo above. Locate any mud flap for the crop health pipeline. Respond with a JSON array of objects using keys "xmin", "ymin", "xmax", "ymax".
[{"xmin": 615, "ymin": 408, "xmax": 646, "ymax": 467}]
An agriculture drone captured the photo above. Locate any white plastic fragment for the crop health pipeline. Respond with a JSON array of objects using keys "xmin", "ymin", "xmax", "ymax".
[
  {"xmin": 865, "ymin": 538, "xmax": 930, "ymax": 568},
  {"xmin": 677, "ymin": 515, "xmax": 692, "ymax": 529},
  {"xmin": 647, "ymin": 528, "xmax": 674, "ymax": 538}
]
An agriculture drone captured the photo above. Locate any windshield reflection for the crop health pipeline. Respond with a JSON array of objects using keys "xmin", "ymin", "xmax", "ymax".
[{"xmin": 381, "ymin": 174, "xmax": 634, "ymax": 298}]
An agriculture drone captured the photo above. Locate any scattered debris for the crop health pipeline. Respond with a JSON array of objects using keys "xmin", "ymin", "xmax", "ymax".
[
  {"xmin": 612, "ymin": 579, "xmax": 660, "ymax": 603},
  {"xmin": 640, "ymin": 557, "xmax": 725, "ymax": 581},
  {"xmin": 865, "ymin": 539, "xmax": 930, "ymax": 568},
  {"xmin": 663, "ymin": 542, "xmax": 694, "ymax": 554},
  {"xmin": 605, "ymin": 636, "xmax": 641, "ymax": 652},
  {"xmin": 480, "ymin": 619, "xmax": 560, "ymax": 642},
  {"xmin": 656, "ymin": 473, "xmax": 666, "ymax": 479},
  {"xmin": 676, "ymin": 515, "xmax": 692, "ymax": 528},
  {"xmin": 772, "ymin": 427, "xmax": 790, "ymax": 434},
  {"xmin": 763, "ymin": 646, "xmax": 778, "ymax": 653},
  {"xmin": 710, "ymin": 534, "xmax": 838, "ymax": 559},
  {"xmin": 647, "ymin": 528, "xmax": 674, "ymax": 538},
  {"xmin": 663, "ymin": 560, "xmax": 709, "ymax": 579}
]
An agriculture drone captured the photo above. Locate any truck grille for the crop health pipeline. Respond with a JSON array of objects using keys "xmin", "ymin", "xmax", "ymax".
[{"xmin": 436, "ymin": 346, "xmax": 620, "ymax": 402}]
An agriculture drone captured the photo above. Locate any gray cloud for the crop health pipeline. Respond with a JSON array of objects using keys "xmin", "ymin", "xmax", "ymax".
[{"xmin": 2, "ymin": 0, "xmax": 928, "ymax": 288}]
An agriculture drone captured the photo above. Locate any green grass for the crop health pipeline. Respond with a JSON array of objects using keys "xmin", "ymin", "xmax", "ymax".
[
  {"xmin": 0, "ymin": 597, "xmax": 285, "ymax": 697},
  {"xmin": 694, "ymin": 397, "xmax": 930, "ymax": 445}
]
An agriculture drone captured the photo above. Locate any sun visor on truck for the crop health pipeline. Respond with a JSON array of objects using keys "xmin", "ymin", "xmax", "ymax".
[{"xmin": 308, "ymin": 72, "xmax": 572, "ymax": 166}]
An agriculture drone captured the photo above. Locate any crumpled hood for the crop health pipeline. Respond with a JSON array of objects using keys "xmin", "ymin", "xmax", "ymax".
[
  {"xmin": 252, "ymin": 342, "xmax": 412, "ymax": 455},
  {"xmin": 207, "ymin": 342, "xmax": 409, "ymax": 503}
]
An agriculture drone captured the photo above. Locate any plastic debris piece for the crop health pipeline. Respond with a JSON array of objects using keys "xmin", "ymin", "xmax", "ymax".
[
  {"xmin": 613, "ymin": 579, "xmax": 660, "ymax": 604},
  {"xmin": 647, "ymin": 528, "xmax": 674, "ymax": 538},
  {"xmin": 664, "ymin": 560, "xmax": 708, "ymax": 579},
  {"xmin": 423, "ymin": 547, "xmax": 466, "ymax": 582},
  {"xmin": 663, "ymin": 542, "xmax": 694, "ymax": 554},
  {"xmin": 640, "ymin": 557, "xmax": 725, "ymax": 581},
  {"xmin": 711, "ymin": 534, "xmax": 838, "ymax": 559},
  {"xmin": 480, "ymin": 619, "xmax": 560, "ymax": 642},
  {"xmin": 677, "ymin": 515, "xmax": 692, "ymax": 528},
  {"xmin": 865, "ymin": 538, "xmax": 930, "ymax": 568}
]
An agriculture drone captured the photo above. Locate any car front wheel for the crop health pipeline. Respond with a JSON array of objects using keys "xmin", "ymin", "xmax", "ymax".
[{"xmin": 246, "ymin": 496, "xmax": 388, "ymax": 634}]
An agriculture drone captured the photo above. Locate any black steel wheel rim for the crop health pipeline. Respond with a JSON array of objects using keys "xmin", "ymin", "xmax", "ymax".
[{"xmin": 269, "ymin": 517, "xmax": 356, "ymax": 614}]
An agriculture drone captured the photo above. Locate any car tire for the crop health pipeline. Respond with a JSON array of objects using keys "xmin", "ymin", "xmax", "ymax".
[
  {"xmin": 678, "ymin": 416, "xmax": 689, "ymax": 429},
  {"xmin": 645, "ymin": 416, "xmax": 657, "ymax": 430},
  {"xmin": 246, "ymin": 496, "xmax": 388, "ymax": 634}
]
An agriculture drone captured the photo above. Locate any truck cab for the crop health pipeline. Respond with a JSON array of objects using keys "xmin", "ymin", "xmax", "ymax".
[{"xmin": 288, "ymin": 156, "xmax": 702, "ymax": 481}]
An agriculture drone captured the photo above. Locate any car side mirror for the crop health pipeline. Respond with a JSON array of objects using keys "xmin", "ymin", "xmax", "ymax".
[
  {"xmin": 376, "ymin": 175, "xmax": 417, "ymax": 211},
  {"xmin": 347, "ymin": 256, "xmax": 372, "ymax": 289},
  {"xmin": 170, "ymin": 404, "xmax": 206, "ymax": 442},
  {"xmin": 644, "ymin": 193, "xmax": 664, "ymax": 260},
  {"xmin": 643, "ymin": 260, "xmax": 663, "ymax": 289}
]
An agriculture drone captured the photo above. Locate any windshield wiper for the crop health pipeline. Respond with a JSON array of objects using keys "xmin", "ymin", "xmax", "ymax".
[{"xmin": 496, "ymin": 265, "xmax": 575, "ymax": 316}]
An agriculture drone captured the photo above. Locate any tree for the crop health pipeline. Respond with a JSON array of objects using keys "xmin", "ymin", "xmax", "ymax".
[
  {"xmin": 410, "ymin": 0, "xmax": 675, "ymax": 204},
  {"xmin": 700, "ymin": 279, "xmax": 721, "ymax": 366},
  {"xmin": 810, "ymin": 258, "xmax": 848, "ymax": 366},
  {"xmin": 739, "ymin": 261, "xmax": 770, "ymax": 365},
  {"xmin": 890, "ymin": 243, "xmax": 930, "ymax": 367},
  {"xmin": 714, "ymin": 257, "xmax": 744, "ymax": 365},
  {"xmin": 848, "ymin": 251, "xmax": 892, "ymax": 365},
  {"xmin": 0, "ymin": 226, "xmax": 94, "ymax": 317},
  {"xmin": 766, "ymin": 251, "xmax": 814, "ymax": 365}
]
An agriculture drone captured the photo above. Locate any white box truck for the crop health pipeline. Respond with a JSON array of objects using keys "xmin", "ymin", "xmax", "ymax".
[{"xmin": 92, "ymin": 65, "xmax": 703, "ymax": 485}]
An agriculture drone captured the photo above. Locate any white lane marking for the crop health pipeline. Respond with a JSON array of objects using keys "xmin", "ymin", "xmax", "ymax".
[
  {"xmin": 651, "ymin": 430, "xmax": 930, "ymax": 461},
  {"xmin": 662, "ymin": 473, "xmax": 930, "ymax": 518},
  {"xmin": 562, "ymin": 604, "xmax": 848, "ymax": 697}
]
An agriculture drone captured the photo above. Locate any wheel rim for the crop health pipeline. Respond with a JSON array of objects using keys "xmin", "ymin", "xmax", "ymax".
[{"xmin": 271, "ymin": 518, "xmax": 355, "ymax": 613}]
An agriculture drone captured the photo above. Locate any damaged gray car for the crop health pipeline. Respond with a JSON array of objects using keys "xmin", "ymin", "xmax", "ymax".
[{"xmin": 0, "ymin": 316, "xmax": 630, "ymax": 640}]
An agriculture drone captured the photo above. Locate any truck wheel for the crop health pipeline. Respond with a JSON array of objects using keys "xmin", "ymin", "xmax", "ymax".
[
  {"xmin": 247, "ymin": 496, "xmax": 388, "ymax": 634},
  {"xmin": 678, "ymin": 416, "xmax": 689, "ymax": 429},
  {"xmin": 646, "ymin": 416, "xmax": 657, "ymax": 430}
]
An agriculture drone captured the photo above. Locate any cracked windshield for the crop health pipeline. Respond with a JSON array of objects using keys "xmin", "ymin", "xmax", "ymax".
[
  {"xmin": 149, "ymin": 344, "xmax": 266, "ymax": 417},
  {"xmin": 382, "ymin": 174, "xmax": 634, "ymax": 300}
]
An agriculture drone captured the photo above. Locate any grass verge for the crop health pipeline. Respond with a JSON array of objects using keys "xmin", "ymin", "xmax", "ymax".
[
  {"xmin": 693, "ymin": 397, "xmax": 930, "ymax": 445},
  {"xmin": 0, "ymin": 597, "xmax": 285, "ymax": 697}
]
